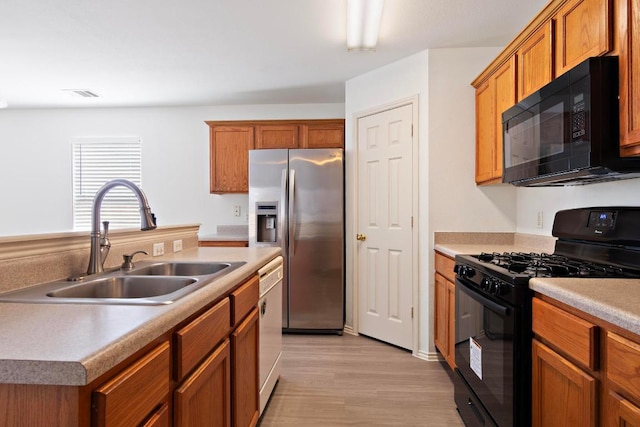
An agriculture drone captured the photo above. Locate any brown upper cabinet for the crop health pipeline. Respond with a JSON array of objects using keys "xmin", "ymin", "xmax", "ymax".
[
  {"xmin": 618, "ymin": 0, "xmax": 640, "ymax": 154},
  {"xmin": 517, "ymin": 21, "xmax": 554, "ymax": 100},
  {"xmin": 554, "ymin": 0, "xmax": 612, "ymax": 76},
  {"xmin": 472, "ymin": 0, "xmax": 621, "ymax": 185},
  {"xmin": 209, "ymin": 126, "xmax": 255, "ymax": 193},
  {"xmin": 475, "ymin": 57, "xmax": 516, "ymax": 184},
  {"xmin": 206, "ymin": 119, "xmax": 345, "ymax": 193},
  {"xmin": 255, "ymin": 125, "xmax": 299, "ymax": 149},
  {"xmin": 300, "ymin": 122, "xmax": 346, "ymax": 148}
]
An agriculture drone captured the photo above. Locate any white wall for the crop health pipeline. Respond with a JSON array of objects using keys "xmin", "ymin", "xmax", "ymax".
[
  {"xmin": 427, "ymin": 48, "xmax": 517, "ymax": 233},
  {"xmin": 516, "ymin": 179, "xmax": 640, "ymax": 235},
  {"xmin": 0, "ymin": 103, "xmax": 344, "ymax": 237},
  {"xmin": 345, "ymin": 47, "xmax": 517, "ymax": 357}
]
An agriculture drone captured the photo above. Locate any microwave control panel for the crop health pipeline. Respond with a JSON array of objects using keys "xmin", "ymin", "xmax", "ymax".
[{"xmin": 572, "ymin": 92, "xmax": 587, "ymax": 140}]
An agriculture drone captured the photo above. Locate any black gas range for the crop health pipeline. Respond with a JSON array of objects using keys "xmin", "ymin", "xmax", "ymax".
[{"xmin": 453, "ymin": 207, "xmax": 640, "ymax": 427}]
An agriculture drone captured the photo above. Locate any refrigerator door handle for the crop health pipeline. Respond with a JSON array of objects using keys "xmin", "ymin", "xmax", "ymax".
[
  {"xmin": 279, "ymin": 169, "xmax": 287, "ymax": 253},
  {"xmin": 288, "ymin": 168, "xmax": 296, "ymax": 256}
]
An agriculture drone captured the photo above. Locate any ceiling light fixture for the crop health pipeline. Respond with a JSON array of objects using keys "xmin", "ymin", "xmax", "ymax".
[
  {"xmin": 61, "ymin": 89, "xmax": 100, "ymax": 98},
  {"xmin": 347, "ymin": 0, "xmax": 385, "ymax": 51}
]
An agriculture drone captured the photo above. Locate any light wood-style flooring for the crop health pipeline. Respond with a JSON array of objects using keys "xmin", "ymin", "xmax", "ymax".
[{"xmin": 258, "ymin": 333, "xmax": 464, "ymax": 426}]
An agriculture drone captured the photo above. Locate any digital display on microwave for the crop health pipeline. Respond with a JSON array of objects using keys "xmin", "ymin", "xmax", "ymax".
[{"xmin": 504, "ymin": 101, "xmax": 565, "ymax": 168}]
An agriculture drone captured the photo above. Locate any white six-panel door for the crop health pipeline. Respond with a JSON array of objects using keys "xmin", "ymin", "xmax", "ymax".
[{"xmin": 356, "ymin": 103, "xmax": 414, "ymax": 350}]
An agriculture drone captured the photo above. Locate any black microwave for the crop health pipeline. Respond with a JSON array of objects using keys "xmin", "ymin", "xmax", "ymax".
[{"xmin": 502, "ymin": 56, "xmax": 640, "ymax": 186}]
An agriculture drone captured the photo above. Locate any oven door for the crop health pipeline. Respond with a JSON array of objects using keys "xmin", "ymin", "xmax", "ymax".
[{"xmin": 455, "ymin": 278, "xmax": 517, "ymax": 427}]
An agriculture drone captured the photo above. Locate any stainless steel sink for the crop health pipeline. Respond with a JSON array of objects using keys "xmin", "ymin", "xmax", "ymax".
[
  {"xmin": 127, "ymin": 262, "xmax": 233, "ymax": 276},
  {"xmin": 47, "ymin": 276, "xmax": 197, "ymax": 299},
  {"xmin": 0, "ymin": 261, "xmax": 246, "ymax": 305}
]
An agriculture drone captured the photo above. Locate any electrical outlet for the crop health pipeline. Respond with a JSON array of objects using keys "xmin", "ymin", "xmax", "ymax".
[
  {"xmin": 173, "ymin": 239, "xmax": 183, "ymax": 252},
  {"xmin": 233, "ymin": 205, "xmax": 241, "ymax": 217},
  {"xmin": 152, "ymin": 242, "xmax": 165, "ymax": 256},
  {"xmin": 536, "ymin": 211, "xmax": 544, "ymax": 229}
]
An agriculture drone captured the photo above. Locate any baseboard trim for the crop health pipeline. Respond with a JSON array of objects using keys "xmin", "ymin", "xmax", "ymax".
[
  {"xmin": 415, "ymin": 350, "xmax": 443, "ymax": 362},
  {"xmin": 342, "ymin": 325, "xmax": 356, "ymax": 336}
]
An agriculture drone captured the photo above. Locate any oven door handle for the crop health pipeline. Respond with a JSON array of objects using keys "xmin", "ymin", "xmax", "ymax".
[{"xmin": 456, "ymin": 279, "xmax": 510, "ymax": 317}]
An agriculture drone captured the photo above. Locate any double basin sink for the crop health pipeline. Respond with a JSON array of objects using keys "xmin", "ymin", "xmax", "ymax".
[{"xmin": 0, "ymin": 261, "xmax": 246, "ymax": 306}]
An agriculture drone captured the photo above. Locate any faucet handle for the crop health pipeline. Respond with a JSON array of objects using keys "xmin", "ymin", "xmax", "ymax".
[{"xmin": 121, "ymin": 250, "xmax": 148, "ymax": 270}]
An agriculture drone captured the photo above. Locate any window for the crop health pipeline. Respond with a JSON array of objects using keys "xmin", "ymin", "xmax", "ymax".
[{"xmin": 72, "ymin": 137, "xmax": 143, "ymax": 231}]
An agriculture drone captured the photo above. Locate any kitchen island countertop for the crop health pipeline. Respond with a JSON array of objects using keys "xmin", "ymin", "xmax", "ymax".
[{"xmin": 0, "ymin": 246, "xmax": 280, "ymax": 386}]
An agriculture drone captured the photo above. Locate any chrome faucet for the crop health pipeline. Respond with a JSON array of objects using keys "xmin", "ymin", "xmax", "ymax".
[{"xmin": 87, "ymin": 179, "xmax": 156, "ymax": 275}]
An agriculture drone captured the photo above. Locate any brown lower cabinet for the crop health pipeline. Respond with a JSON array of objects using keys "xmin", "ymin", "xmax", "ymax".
[
  {"xmin": 174, "ymin": 340, "xmax": 231, "ymax": 426},
  {"xmin": 0, "ymin": 274, "xmax": 260, "ymax": 427},
  {"xmin": 433, "ymin": 251, "xmax": 456, "ymax": 369},
  {"xmin": 532, "ymin": 295, "xmax": 640, "ymax": 426},
  {"xmin": 231, "ymin": 308, "xmax": 259, "ymax": 427},
  {"xmin": 199, "ymin": 240, "xmax": 249, "ymax": 248}
]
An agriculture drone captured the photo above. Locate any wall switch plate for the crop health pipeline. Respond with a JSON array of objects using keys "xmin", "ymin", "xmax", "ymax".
[
  {"xmin": 173, "ymin": 239, "xmax": 183, "ymax": 252},
  {"xmin": 536, "ymin": 211, "xmax": 544, "ymax": 229},
  {"xmin": 233, "ymin": 205, "xmax": 241, "ymax": 217},
  {"xmin": 152, "ymin": 242, "xmax": 165, "ymax": 256}
]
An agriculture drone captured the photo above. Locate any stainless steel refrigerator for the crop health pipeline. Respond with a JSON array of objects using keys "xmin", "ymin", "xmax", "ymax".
[{"xmin": 249, "ymin": 149, "xmax": 344, "ymax": 332}]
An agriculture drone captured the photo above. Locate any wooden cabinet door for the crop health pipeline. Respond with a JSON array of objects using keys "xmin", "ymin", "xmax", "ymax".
[
  {"xmin": 492, "ymin": 57, "xmax": 517, "ymax": 180},
  {"xmin": 93, "ymin": 341, "xmax": 171, "ymax": 427},
  {"xmin": 446, "ymin": 278, "xmax": 456, "ymax": 369},
  {"xmin": 142, "ymin": 403, "xmax": 170, "ymax": 427},
  {"xmin": 475, "ymin": 57, "xmax": 516, "ymax": 185},
  {"xmin": 209, "ymin": 126, "xmax": 254, "ymax": 193},
  {"xmin": 555, "ymin": 0, "xmax": 612, "ymax": 76},
  {"xmin": 174, "ymin": 339, "xmax": 231, "ymax": 427},
  {"xmin": 518, "ymin": 21, "xmax": 554, "ymax": 100},
  {"xmin": 255, "ymin": 125, "xmax": 299, "ymax": 149},
  {"xmin": 300, "ymin": 123, "xmax": 345, "ymax": 148},
  {"xmin": 607, "ymin": 391, "xmax": 640, "ymax": 427},
  {"xmin": 475, "ymin": 78, "xmax": 496, "ymax": 184},
  {"xmin": 434, "ymin": 272, "xmax": 448, "ymax": 359},
  {"xmin": 532, "ymin": 339, "xmax": 597, "ymax": 427},
  {"xmin": 231, "ymin": 308, "xmax": 259, "ymax": 427},
  {"xmin": 619, "ymin": 0, "xmax": 640, "ymax": 152}
]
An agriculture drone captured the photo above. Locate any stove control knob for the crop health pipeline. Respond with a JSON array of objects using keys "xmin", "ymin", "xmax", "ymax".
[
  {"xmin": 480, "ymin": 277, "xmax": 491, "ymax": 290},
  {"xmin": 461, "ymin": 266, "xmax": 475, "ymax": 278},
  {"xmin": 455, "ymin": 265, "xmax": 475, "ymax": 278},
  {"xmin": 491, "ymin": 281, "xmax": 506, "ymax": 296}
]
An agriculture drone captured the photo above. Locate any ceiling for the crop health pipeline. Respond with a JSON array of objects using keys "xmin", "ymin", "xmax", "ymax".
[{"xmin": 0, "ymin": 0, "xmax": 548, "ymax": 109}]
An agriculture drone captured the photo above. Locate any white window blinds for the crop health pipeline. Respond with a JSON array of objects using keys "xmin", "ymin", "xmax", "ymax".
[{"xmin": 72, "ymin": 137, "xmax": 143, "ymax": 231}]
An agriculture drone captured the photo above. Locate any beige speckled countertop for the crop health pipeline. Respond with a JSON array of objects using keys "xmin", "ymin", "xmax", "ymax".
[
  {"xmin": 0, "ymin": 246, "xmax": 280, "ymax": 386},
  {"xmin": 529, "ymin": 278, "xmax": 640, "ymax": 335},
  {"xmin": 433, "ymin": 232, "xmax": 556, "ymax": 258},
  {"xmin": 434, "ymin": 232, "xmax": 640, "ymax": 336},
  {"xmin": 199, "ymin": 224, "xmax": 248, "ymax": 242}
]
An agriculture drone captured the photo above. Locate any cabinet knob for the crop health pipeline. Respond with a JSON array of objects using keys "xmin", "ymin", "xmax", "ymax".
[{"xmin": 356, "ymin": 233, "xmax": 367, "ymax": 241}]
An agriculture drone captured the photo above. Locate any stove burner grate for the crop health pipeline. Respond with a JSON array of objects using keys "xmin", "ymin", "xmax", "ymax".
[{"xmin": 473, "ymin": 251, "xmax": 640, "ymax": 278}]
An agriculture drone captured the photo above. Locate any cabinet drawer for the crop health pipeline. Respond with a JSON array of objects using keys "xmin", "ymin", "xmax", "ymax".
[
  {"xmin": 142, "ymin": 403, "xmax": 169, "ymax": 427},
  {"xmin": 607, "ymin": 332, "xmax": 640, "ymax": 400},
  {"xmin": 175, "ymin": 298, "xmax": 231, "ymax": 381},
  {"xmin": 231, "ymin": 275, "xmax": 259, "ymax": 326},
  {"xmin": 434, "ymin": 252, "xmax": 456, "ymax": 283},
  {"xmin": 532, "ymin": 298, "xmax": 598, "ymax": 370},
  {"xmin": 93, "ymin": 341, "xmax": 170, "ymax": 427}
]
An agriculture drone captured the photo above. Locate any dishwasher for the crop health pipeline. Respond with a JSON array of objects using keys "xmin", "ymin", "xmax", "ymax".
[{"xmin": 258, "ymin": 255, "xmax": 283, "ymax": 416}]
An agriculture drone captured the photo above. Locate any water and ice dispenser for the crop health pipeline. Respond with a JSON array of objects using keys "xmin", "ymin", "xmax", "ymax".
[{"xmin": 256, "ymin": 202, "xmax": 278, "ymax": 243}]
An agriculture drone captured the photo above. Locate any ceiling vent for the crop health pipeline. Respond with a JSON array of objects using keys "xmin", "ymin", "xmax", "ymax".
[{"xmin": 62, "ymin": 89, "xmax": 100, "ymax": 98}]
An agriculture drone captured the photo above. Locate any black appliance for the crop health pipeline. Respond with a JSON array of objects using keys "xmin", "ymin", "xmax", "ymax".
[
  {"xmin": 502, "ymin": 56, "xmax": 640, "ymax": 186},
  {"xmin": 453, "ymin": 206, "xmax": 640, "ymax": 427}
]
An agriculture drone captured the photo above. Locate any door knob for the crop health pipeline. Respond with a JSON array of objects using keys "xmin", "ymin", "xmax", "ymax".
[{"xmin": 356, "ymin": 233, "xmax": 367, "ymax": 241}]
